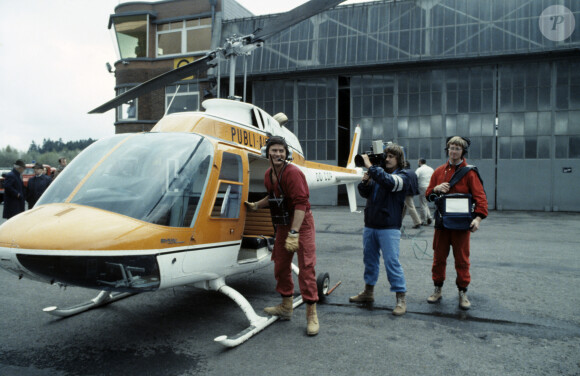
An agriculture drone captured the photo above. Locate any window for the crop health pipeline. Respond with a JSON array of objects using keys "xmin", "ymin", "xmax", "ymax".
[
  {"xmin": 117, "ymin": 87, "xmax": 137, "ymax": 121},
  {"xmin": 113, "ymin": 15, "xmax": 149, "ymax": 59},
  {"xmin": 157, "ymin": 18, "xmax": 211, "ymax": 57},
  {"xmin": 165, "ymin": 84, "xmax": 199, "ymax": 114},
  {"xmin": 211, "ymin": 153, "xmax": 243, "ymax": 219},
  {"xmin": 40, "ymin": 133, "xmax": 214, "ymax": 228}
]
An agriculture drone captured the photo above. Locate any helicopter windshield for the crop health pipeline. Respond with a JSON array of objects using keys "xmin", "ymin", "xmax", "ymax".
[{"xmin": 37, "ymin": 133, "xmax": 213, "ymax": 227}]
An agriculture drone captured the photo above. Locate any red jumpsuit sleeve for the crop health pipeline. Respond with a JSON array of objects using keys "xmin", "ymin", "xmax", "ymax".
[
  {"xmin": 284, "ymin": 166, "xmax": 309, "ymax": 212},
  {"xmin": 425, "ymin": 166, "xmax": 444, "ymax": 198},
  {"xmin": 467, "ymin": 171, "xmax": 488, "ymax": 219}
]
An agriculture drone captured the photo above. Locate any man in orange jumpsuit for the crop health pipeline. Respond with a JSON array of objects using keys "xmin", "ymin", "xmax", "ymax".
[{"xmin": 425, "ymin": 136, "xmax": 488, "ymax": 310}]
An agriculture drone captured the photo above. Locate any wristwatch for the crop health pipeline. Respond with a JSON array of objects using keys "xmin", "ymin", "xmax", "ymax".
[{"xmin": 289, "ymin": 230, "xmax": 299, "ymax": 234}]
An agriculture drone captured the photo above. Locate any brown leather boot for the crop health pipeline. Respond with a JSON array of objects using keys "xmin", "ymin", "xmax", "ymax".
[
  {"xmin": 349, "ymin": 284, "xmax": 374, "ymax": 303},
  {"xmin": 306, "ymin": 303, "xmax": 319, "ymax": 336},
  {"xmin": 392, "ymin": 292, "xmax": 407, "ymax": 316},
  {"xmin": 264, "ymin": 296, "xmax": 293, "ymax": 320}
]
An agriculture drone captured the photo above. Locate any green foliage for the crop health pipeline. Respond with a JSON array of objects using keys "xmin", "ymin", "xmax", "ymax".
[{"xmin": 0, "ymin": 138, "xmax": 96, "ymax": 168}]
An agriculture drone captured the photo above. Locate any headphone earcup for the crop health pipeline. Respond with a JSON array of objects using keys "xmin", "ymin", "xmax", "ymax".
[
  {"xmin": 286, "ymin": 148, "xmax": 293, "ymax": 160},
  {"xmin": 261, "ymin": 146, "xmax": 267, "ymax": 158}
]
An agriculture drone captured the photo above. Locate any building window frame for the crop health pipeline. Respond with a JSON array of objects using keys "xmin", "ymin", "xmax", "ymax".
[
  {"xmin": 165, "ymin": 83, "xmax": 200, "ymax": 114},
  {"xmin": 117, "ymin": 87, "xmax": 138, "ymax": 122},
  {"xmin": 156, "ymin": 18, "xmax": 212, "ymax": 57},
  {"xmin": 112, "ymin": 14, "xmax": 150, "ymax": 59}
]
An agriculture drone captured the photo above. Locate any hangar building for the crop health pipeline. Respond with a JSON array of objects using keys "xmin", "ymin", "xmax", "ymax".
[{"xmin": 106, "ymin": 0, "xmax": 580, "ymax": 211}]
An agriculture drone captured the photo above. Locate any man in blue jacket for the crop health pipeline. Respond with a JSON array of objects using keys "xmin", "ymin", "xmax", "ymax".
[
  {"xmin": 3, "ymin": 160, "xmax": 26, "ymax": 219},
  {"xmin": 349, "ymin": 143, "xmax": 410, "ymax": 316}
]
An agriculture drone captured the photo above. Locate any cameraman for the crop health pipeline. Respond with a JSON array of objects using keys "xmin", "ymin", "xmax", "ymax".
[{"xmin": 349, "ymin": 143, "xmax": 410, "ymax": 316}]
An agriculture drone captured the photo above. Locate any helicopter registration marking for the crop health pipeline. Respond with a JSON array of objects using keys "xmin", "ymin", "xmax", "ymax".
[
  {"xmin": 229, "ymin": 127, "xmax": 267, "ymax": 150},
  {"xmin": 161, "ymin": 238, "xmax": 185, "ymax": 244},
  {"xmin": 315, "ymin": 171, "xmax": 334, "ymax": 182}
]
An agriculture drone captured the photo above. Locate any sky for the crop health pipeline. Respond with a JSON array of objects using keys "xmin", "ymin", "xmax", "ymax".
[{"xmin": 0, "ymin": 0, "xmax": 371, "ymax": 152}]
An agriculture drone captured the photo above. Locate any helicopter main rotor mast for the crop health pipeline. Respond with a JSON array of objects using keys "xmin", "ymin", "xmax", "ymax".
[{"xmin": 89, "ymin": 0, "xmax": 346, "ymax": 114}]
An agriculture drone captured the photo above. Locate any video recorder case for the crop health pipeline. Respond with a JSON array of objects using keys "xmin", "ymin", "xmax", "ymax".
[
  {"xmin": 267, "ymin": 166, "xmax": 291, "ymax": 226},
  {"xmin": 435, "ymin": 193, "xmax": 474, "ymax": 230}
]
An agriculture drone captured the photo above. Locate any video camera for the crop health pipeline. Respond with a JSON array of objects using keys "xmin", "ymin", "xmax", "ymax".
[{"xmin": 354, "ymin": 140, "xmax": 388, "ymax": 168}]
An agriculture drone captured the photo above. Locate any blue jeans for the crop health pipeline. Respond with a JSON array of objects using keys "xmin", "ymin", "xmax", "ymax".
[{"xmin": 363, "ymin": 227, "xmax": 406, "ymax": 293}]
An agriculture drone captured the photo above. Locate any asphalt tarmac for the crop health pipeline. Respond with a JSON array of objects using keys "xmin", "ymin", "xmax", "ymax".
[{"xmin": 0, "ymin": 206, "xmax": 579, "ymax": 376}]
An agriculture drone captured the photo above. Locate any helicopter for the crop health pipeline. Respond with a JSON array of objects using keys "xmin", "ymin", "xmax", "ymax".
[{"xmin": 0, "ymin": 0, "xmax": 363, "ymax": 348}]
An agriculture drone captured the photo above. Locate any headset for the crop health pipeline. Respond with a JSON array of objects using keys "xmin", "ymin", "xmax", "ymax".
[
  {"xmin": 445, "ymin": 136, "xmax": 471, "ymax": 157},
  {"xmin": 261, "ymin": 136, "xmax": 293, "ymax": 161}
]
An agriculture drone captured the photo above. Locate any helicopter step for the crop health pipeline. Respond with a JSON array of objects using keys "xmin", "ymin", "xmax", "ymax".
[{"xmin": 43, "ymin": 290, "xmax": 134, "ymax": 317}]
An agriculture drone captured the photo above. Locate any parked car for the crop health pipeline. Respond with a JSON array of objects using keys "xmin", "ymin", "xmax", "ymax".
[{"xmin": 0, "ymin": 165, "xmax": 54, "ymax": 204}]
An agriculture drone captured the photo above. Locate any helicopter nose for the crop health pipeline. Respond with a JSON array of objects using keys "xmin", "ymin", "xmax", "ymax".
[
  {"xmin": 0, "ymin": 203, "xmax": 171, "ymax": 251},
  {"xmin": 0, "ymin": 204, "xmax": 168, "ymax": 291}
]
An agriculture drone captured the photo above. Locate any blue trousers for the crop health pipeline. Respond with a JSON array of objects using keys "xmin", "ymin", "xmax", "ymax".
[{"xmin": 362, "ymin": 227, "xmax": 406, "ymax": 293}]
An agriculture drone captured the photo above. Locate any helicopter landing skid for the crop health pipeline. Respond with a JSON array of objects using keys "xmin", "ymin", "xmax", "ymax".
[
  {"xmin": 42, "ymin": 290, "xmax": 134, "ymax": 317},
  {"xmin": 194, "ymin": 277, "xmax": 304, "ymax": 348}
]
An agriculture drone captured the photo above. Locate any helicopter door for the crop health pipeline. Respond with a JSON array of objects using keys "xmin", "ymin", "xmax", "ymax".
[{"xmin": 208, "ymin": 150, "xmax": 245, "ymax": 242}]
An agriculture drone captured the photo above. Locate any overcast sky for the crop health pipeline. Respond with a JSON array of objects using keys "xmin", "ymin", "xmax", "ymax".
[{"xmin": 0, "ymin": 0, "xmax": 370, "ymax": 152}]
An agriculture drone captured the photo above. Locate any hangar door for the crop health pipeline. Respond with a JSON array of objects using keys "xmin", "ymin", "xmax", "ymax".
[{"xmin": 497, "ymin": 60, "xmax": 580, "ymax": 212}]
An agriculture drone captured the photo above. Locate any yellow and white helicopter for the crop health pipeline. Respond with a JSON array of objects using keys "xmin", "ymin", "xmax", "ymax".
[{"xmin": 0, "ymin": 0, "xmax": 364, "ymax": 347}]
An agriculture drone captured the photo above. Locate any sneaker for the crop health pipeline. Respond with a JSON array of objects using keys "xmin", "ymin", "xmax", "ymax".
[
  {"xmin": 427, "ymin": 286, "xmax": 442, "ymax": 303},
  {"xmin": 427, "ymin": 218, "xmax": 432, "ymax": 225},
  {"xmin": 412, "ymin": 223, "xmax": 421, "ymax": 229},
  {"xmin": 458, "ymin": 290, "xmax": 471, "ymax": 310}
]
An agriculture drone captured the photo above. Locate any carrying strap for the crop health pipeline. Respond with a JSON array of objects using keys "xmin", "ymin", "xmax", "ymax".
[
  {"xmin": 448, "ymin": 165, "xmax": 484, "ymax": 189},
  {"xmin": 268, "ymin": 163, "xmax": 287, "ymax": 198}
]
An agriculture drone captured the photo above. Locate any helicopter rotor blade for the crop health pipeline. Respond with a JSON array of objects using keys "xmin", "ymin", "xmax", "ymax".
[
  {"xmin": 89, "ymin": 53, "xmax": 215, "ymax": 114},
  {"xmin": 250, "ymin": 0, "xmax": 345, "ymax": 43}
]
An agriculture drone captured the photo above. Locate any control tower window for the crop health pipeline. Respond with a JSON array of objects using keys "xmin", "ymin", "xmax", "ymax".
[{"xmin": 112, "ymin": 15, "xmax": 149, "ymax": 59}]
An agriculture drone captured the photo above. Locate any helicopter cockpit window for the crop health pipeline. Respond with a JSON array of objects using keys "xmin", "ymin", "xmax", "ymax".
[
  {"xmin": 211, "ymin": 152, "xmax": 243, "ymax": 219},
  {"xmin": 37, "ymin": 135, "xmax": 135, "ymax": 205},
  {"xmin": 38, "ymin": 133, "xmax": 213, "ymax": 227}
]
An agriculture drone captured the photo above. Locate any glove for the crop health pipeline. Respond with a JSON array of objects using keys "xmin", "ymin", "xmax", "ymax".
[
  {"xmin": 285, "ymin": 231, "xmax": 299, "ymax": 253},
  {"xmin": 244, "ymin": 201, "xmax": 259, "ymax": 212}
]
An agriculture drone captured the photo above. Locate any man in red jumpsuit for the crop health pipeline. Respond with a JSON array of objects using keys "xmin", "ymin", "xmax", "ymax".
[
  {"xmin": 425, "ymin": 136, "xmax": 488, "ymax": 310},
  {"xmin": 245, "ymin": 136, "xmax": 319, "ymax": 336}
]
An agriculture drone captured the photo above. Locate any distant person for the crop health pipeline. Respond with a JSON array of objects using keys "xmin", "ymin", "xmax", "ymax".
[
  {"xmin": 416, "ymin": 158, "xmax": 434, "ymax": 225},
  {"xmin": 3, "ymin": 160, "xmax": 26, "ymax": 219},
  {"xmin": 26, "ymin": 163, "xmax": 52, "ymax": 209},
  {"xmin": 54, "ymin": 157, "xmax": 67, "ymax": 178},
  {"xmin": 349, "ymin": 143, "xmax": 410, "ymax": 316},
  {"xmin": 401, "ymin": 161, "xmax": 422, "ymax": 229},
  {"xmin": 425, "ymin": 136, "xmax": 488, "ymax": 310}
]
